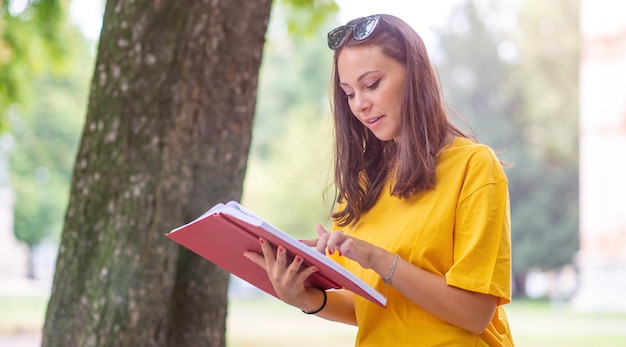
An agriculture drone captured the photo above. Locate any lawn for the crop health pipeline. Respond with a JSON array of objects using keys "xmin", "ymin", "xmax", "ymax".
[
  {"xmin": 505, "ymin": 299, "xmax": 626, "ymax": 347},
  {"xmin": 1, "ymin": 295, "xmax": 625, "ymax": 346},
  {"xmin": 0, "ymin": 296, "xmax": 47, "ymax": 334}
]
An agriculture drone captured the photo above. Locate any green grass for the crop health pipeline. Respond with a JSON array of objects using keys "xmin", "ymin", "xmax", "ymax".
[
  {"xmin": 506, "ymin": 299, "xmax": 626, "ymax": 346},
  {"xmin": 227, "ymin": 295, "xmax": 356, "ymax": 347},
  {"xmin": 2, "ymin": 295, "xmax": 626, "ymax": 346},
  {"xmin": 0, "ymin": 296, "xmax": 48, "ymax": 333},
  {"xmin": 226, "ymin": 297, "xmax": 626, "ymax": 347}
]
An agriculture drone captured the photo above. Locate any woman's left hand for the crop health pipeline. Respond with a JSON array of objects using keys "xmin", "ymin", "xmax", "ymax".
[{"xmin": 243, "ymin": 237, "xmax": 319, "ymax": 309}]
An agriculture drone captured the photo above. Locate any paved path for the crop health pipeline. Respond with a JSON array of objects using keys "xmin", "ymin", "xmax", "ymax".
[{"xmin": 0, "ymin": 333, "xmax": 40, "ymax": 347}]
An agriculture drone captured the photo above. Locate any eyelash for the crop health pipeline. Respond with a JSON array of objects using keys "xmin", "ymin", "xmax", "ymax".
[
  {"xmin": 345, "ymin": 78, "xmax": 381, "ymax": 100},
  {"xmin": 367, "ymin": 79, "xmax": 381, "ymax": 90}
]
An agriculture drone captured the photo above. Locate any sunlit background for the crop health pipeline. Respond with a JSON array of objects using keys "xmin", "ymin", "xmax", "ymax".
[{"xmin": 1, "ymin": 0, "xmax": 625, "ymax": 346}]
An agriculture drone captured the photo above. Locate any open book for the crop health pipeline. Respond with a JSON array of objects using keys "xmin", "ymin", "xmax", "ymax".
[{"xmin": 166, "ymin": 201, "xmax": 386, "ymax": 307}]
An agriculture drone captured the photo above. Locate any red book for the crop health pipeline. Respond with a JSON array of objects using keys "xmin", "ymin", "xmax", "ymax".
[{"xmin": 166, "ymin": 201, "xmax": 386, "ymax": 307}]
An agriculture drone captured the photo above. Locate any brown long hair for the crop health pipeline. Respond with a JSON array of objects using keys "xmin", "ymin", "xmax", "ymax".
[{"xmin": 330, "ymin": 14, "xmax": 468, "ymax": 227}]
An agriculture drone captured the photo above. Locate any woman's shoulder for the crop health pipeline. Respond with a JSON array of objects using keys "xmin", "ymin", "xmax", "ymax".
[
  {"xmin": 441, "ymin": 136, "xmax": 497, "ymax": 159},
  {"xmin": 439, "ymin": 136, "xmax": 507, "ymax": 180}
]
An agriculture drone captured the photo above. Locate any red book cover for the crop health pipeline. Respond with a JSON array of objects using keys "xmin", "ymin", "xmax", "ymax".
[{"xmin": 165, "ymin": 201, "xmax": 386, "ymax": 307}]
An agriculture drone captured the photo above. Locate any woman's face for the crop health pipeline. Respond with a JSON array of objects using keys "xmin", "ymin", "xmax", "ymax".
[{"xmin": 337, "ymin": 44, "xmax": 406, "ymax": 142}]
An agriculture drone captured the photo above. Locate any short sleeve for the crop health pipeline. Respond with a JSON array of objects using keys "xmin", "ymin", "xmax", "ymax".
[{"xmin": 445, "ymin": 148, "xmax": 512, "ymax": 305}]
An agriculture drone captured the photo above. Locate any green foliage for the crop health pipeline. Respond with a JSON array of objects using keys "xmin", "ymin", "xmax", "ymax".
[
  {"xmin": 251, "ymin": 27, "xmax": 334, "ymax": 158},
  {"xmin": 0, "ymin": 0, "xmax": 70, "ymax": 132},
  {"xmin": 242, "ymin": 12, "xmax": 338, "ymax": 238},
  {"xmin": 435, "ymin": 0, "xmax": 579, "ymax": 274},
  {"xmin": 512, "ymin": 0, "xmax": 579, "ymax": 164},
  {"xmin": 508, "ymin": 0, "xmax": 580, "ymax": 272},
  {"xmin": 9, "ymin": 36, "xmax": 92, "ymax": 247},
  {"xmin": 276, "ymin": 0, "xmax": 339, "ymax": 37},
  {"xmin": 244, "ymin": 108, "xmax": 334, "ymax": 237}
]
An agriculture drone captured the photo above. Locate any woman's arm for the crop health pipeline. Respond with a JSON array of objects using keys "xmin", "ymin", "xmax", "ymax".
[
  {"xmin": 243, "ymin": 240, "xmax": 358, "ymax": 326},
  {"xmin": 368, "ymin": 247, "xmax": 497, "ymax": 334},
  {"xmin": 300, "ymin": 288, "xmax": 358, "ymax": 325},
  {"xmin": 322, "ymin": 226, "xmax": 498, "ymax": 334},
  {"xmin": 246, "ymin": 224, "xmax": 498, "ymax": 333}
]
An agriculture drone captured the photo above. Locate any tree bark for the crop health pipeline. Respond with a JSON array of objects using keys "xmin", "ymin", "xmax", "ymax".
[{"xmin": 42, "ymin": 0, "xmax": 272, "ymax": 346}]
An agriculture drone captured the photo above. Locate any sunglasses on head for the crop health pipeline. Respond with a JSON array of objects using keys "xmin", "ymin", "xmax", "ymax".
[{"xmin": 327, "ymin": 14, "xmax": 381, "ymax": 50}]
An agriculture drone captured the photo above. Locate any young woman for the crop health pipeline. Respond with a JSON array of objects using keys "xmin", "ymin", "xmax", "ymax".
[{"xmin": 245, "ymin": 14, "xmax": 514, "ymax": 346}]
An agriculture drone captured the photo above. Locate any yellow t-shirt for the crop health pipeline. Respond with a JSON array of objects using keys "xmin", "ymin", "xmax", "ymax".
[{"xmin": 330, "ymin": 137, "xmax": 514, "ymax": 346}]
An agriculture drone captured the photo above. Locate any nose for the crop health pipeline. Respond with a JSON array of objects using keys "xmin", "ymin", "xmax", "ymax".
[{"xmin": 352, "ymin": 92, "xmax": 371, "ymax": 116}]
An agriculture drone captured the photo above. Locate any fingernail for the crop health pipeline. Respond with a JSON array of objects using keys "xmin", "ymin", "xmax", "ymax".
[
  {"xmin": 295, "ymin": 256, "xmax": 302, "ymax": 262},
  {"xmin": 298, "ymin": 239, "xmax": 304, "ymax": 242},
  {"xmin": 278, "ymin": 246, "xmax": 284, "ymax": 253},
  {"xmin": 259, "ymin": 238, "xmax": 265, "ymax": 244},
  {"xmin": 328, "ymin": 249, "xmax": 334, "ymax": 255},
  {"xmin": 338, "ymin": 250, "xmax": 342, "ymax": 256}
]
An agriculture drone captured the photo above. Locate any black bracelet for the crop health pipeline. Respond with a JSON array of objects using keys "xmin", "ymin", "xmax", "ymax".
[{"xmin": 301, "ymin": 288, "xmax": 327, "ymax": 315}]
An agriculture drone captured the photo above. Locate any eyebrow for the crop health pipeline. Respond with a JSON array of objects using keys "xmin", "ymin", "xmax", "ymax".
[{"xmin": 339, "ymin": 70, "xmax": 380, "ymax": 86}]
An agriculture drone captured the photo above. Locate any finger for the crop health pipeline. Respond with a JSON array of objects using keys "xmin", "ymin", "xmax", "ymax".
[
  {"xmin": 300, "ymin": 238, "xmax": 318, "ymax": 247},
  {"xmin": 296, "ymin": 264, "xmax": 319, "ymax": 283},
  {"xmin": 316, "ymin": 231, "xmax": 331, "ymax": 254},
  {"xmin": 327, "ymin": 230, "xmax": 347, "ymax": 255},
  {"xmin": 243, "ymin": 251, "xmax": 267, "ymax": 270},
  {"xmin": 276, "ymin": 245, "xmax": 288, "ymax": 267},
  {"xmin": 302, "ymin": 225, "xmax": 329, "ymax": 253},
  {"xmin": 258, "ymin": 237, "xmax": 276, "ymax": 268},
  {"xmin": 315, "ymin": 224, "xmax": 329, "ymax": 237},
  {"xmin": 336, "ymin": 237, "xmax": 355, "ymax": 258},
  {"xmin": 286, "ymin": 254, "xmax": 305, "ymax": 276}
]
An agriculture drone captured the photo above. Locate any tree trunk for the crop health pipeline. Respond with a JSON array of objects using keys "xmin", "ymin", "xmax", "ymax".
[
  {"xmin": 26, "ymin": 244, "xmax": 35, "ymax": 279},
  {"xmin": 513, "ymin": 271, "xmax": 527, "ymax": 298},
  {"xmin": 42, "ymin": 0, "xmax": 272, "ymax": 346}
]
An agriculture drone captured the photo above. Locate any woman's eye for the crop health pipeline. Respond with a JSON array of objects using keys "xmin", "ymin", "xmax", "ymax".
[
  {"xmin": 367, "ymin": 79, "xmax": 381, "ymax": 90},
  {"xmin": 346, "ymin": 92, "xmax": 355, "ymax": 99}
]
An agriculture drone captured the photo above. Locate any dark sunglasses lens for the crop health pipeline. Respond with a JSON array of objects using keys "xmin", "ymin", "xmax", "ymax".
[
  {"xmin": 353, "ymin": 16, "xmax": 380, "ymax": 40},
  {"xmin": 328, "ymin": 26, "xmax": 349, "ymax": 50},
  {"xmin": 327, "ymin": 15, "xmax": 381, "ymax": 50}
]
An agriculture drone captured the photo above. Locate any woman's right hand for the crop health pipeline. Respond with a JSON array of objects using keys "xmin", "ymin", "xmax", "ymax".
[{"xmin": 304, "ymin": 224, "xmax": 384, "ymax": 271}]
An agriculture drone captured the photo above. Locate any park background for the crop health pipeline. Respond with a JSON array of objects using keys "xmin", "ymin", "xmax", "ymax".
[{"xmin": 1, "ymin": 0, "xmax": 625, "ymax": 346}]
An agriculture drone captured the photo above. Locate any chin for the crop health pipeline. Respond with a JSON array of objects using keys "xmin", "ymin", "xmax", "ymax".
[
  {"xmin": 371, "ymin": 130, "xmax": 399, "ymax": 142},
  {"xmin": 372, "ymin": 134, "xmax": 395, "ymax": 142}
]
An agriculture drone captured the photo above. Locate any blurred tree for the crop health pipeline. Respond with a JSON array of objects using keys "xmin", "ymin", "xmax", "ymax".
[
  {"xmin": 0, "ymin": 0, "xmax": 70, "ymax": 132},
  {"xmin": 9, "ymin": 64, "xmax": 91, "ymax": 277},
  {"xmin": 275, "ymin": 0, "xmax": 338, "ymax": 37},
  {"xmin": 41, "ymin": 1, "xmax": 337, "ymax": 346},
  {"xmin": 2, "ymin": 0, "xmax": 92, "ymax": 279},
  {"xmin": 243, "ymin": 18, "xmax": 336, "ymax": 237},
  {"xmin": 506, "ymin": 0, "xmax": 579, "ymax": 293},
  {"xmin": 244, "ymin": 107, "xmax": 334, "ymax": 237},
  {"xmin": 434, "ymin": 0, "xmax": 579, "ymax": 296},
  {"xmin": 512, "ymin": 0, "xmax": 579, "ymax": 164}
]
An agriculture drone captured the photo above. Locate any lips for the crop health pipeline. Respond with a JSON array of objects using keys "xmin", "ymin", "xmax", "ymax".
[{"xmin": 366, "ymin": 116, "xmax": 383, "ymax": 124}]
